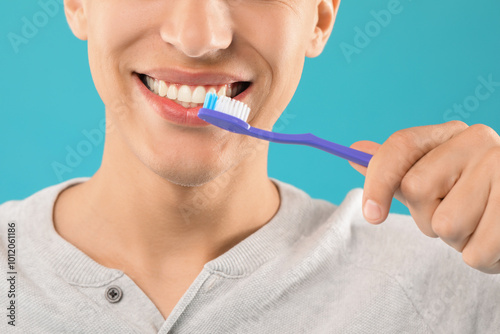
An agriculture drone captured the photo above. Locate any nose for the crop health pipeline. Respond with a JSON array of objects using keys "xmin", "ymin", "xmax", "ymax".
[{"xmin": 160, "ymin": 0, "xmax": 233, "ymax": 58}]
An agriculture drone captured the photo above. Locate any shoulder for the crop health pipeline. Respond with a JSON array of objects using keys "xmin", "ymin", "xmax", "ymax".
[
  {"xmin": 272, "ymin": 178, "xmax": 337, "ymax": 222},
  {"xmin": 0, "ymin": 178, "xmax": 89, "ymax": 212},
  {"xmin": 0, "ymin": 200, "xmax": 21, "ymax": 223},
  {"xmin": 0, "ymin": 178, "xmax": 89, "ymax": 243},
  {"xmin": 333, "ymin": 190, "xmax": 500, "ymax": 333},
  {"xmin": 276, "ymin": 181, "xmax": 500, "ymax": 331}
]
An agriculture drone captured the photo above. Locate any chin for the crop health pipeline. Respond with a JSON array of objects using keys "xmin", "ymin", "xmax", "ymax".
[
  {"xmin": 158, "ymin": 168, "xmax": 225, "ymax": 188},
  {"xmin": 140, "ymin": 140, "xmax": 237, "ymax": 188},
  {"xmin": 148, "ymin": 157, "xmax": 235, "ymax": 188},
  {"xmin": 121, "ymin": 119, "xmax": 252, "ymax": 188}
]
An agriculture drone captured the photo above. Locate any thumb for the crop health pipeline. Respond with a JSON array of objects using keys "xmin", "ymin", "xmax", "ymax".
[{"xmin": 348, "ymin": 140, "xmax": 381, "ymax": 176}]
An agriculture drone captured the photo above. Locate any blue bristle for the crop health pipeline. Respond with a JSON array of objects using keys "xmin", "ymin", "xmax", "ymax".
[{"xmin": 203, "ymin": 93, "xmax": 218, "ymax": 109}]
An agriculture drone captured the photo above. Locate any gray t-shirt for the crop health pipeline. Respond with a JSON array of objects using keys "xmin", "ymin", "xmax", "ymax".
[{"xmin": 0, "ymin": 178, "xmax": 499, "ymax": 333}]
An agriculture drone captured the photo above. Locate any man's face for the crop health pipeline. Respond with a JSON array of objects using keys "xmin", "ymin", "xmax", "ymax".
[{"xmin": 69, "ymin": 0, "xmax": 334, "ymax": 186}]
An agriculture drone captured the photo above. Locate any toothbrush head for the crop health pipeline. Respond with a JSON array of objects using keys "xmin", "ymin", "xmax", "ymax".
[{"xmin": 198, "ymin": 93, "xmax": 251, "ymax": 134}]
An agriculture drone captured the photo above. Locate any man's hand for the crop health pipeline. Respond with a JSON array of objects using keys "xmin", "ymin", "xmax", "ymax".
[{"xmin": 349, "ymin": 121, "xmax": 500, "ymax": 274}]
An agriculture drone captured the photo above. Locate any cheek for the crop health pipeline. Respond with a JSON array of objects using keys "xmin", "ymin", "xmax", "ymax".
[
  {"xmin": 86, "ymin": 1, "xmax": 151, "ymax": 101},
  {"xmin": 87, "ymin": 1, "xmax": 150, "ymax": 49},
  {"xmin": 234, "ymin": 5, "xmax": 307, "ymax": 69},
  {"xmin": 232, "ymin": 6, "xmax": 309, "ymax": 126}
]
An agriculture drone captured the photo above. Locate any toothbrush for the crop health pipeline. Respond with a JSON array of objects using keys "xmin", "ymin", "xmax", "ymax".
[{"xmin": 198, "ymin": 93, "xmax": 373, "ymax": 167}]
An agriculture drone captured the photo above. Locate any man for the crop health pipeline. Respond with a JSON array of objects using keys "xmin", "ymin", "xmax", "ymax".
[{"xmin": 1, "ymin": 0, "xmax": 499, "ymax": 333}]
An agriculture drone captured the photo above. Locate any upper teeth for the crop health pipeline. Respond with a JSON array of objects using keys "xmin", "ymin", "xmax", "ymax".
[{"xmin": 145, "ymin": 75, "xmax": 234, "ymax": 106}]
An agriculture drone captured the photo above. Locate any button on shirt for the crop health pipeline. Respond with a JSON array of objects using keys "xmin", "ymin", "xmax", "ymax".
[{"xmin": 1, "ymin": 178, "xmax": 500, "ymax": 333}]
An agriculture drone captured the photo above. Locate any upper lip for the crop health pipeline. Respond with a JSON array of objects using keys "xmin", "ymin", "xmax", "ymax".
[{"xmin": 137, "ymin": 67, "xmax": 252, "ymax": 86}]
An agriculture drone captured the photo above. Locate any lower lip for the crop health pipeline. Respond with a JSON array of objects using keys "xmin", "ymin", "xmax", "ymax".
[{"xmin": 133, "ymin": 74, "xmax": 252, "ymax": 127}]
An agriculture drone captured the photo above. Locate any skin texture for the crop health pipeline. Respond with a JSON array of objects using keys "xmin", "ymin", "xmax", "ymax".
[
  {"xmin": 350, "ymin": 123, "xmax": 500, "ymax": 274},
  {"xmin": 57, "ymin": 0, "xmax": 338, "ymax": 318},
  {"xmin": 55, "ymin": 0, "xmax": 500, "ymax": 320}
]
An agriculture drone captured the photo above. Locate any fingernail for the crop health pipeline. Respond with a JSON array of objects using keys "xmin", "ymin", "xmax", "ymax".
[{"xmin": 364, "ymin": 200, "xmax": 382, "ymax": 222}]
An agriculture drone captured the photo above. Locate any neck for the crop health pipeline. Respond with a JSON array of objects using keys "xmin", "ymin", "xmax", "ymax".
[{"xmin": 53, "ymin": 134, "xmax": 280, "ymax": 273}]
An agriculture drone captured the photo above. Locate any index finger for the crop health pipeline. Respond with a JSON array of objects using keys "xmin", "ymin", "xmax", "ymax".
[{"xmin": 361, "ymin": 121, "xmax": 468, "ymax": 224}]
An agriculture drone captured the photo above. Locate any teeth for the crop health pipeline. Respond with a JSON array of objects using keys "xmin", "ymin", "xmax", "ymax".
[
  {"xmin": 167, "ymin": 85, "xmax": 178, "ymax": 100},
  {"xmin": 192, "ymin": 86, "xmax": 206, "ymax": 104},
  {"xmin": 158, "ymin": 80, "xmax": 168, "ymax": 97},
  {"xmin": 178, "ymin": 85, "xmax": 192, "ymax": 102},
  {"xmin": 217, "ymin": 86, "xmax": 227, "ymax": 97},
  {"xmin": 153, "ymin": 79, "xmax": 159, "ymax": 95},
  {"xmin": 143, "ymin": 75, "xmax": 245, "ymax": 107}
]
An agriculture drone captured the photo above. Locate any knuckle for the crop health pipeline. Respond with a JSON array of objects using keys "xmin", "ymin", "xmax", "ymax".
[
  {"xmin": 385, "ymin": 130, "xmax": 423, "ymax": 168},
  {"xmin": 415, "ymin": 221, "xmax": 439, "ymax": 238},
  {"xmin": 462, "ymin": 246, "xmax": 491, "ymax": 270},
  {"xmin": 387, "ymin": 129, "xmax": 416, "ymax": 151},
  {"xmin": 431, "ymin": 213, "xmax": 460, "ymax": 241},
  {"xmin": 468, "ymin": 124, "xmax": 498, "ymax": 141},
  {"xmin": 483, "ymin": 147, "xmax": 500, "ymax": 166},
  {"xmin": 400, "ymin": 172, "xmax": 427, "ymax": 200},
  {"xmin": 447, "ymin": 120, "xmax": 469, "ymax": 131}
]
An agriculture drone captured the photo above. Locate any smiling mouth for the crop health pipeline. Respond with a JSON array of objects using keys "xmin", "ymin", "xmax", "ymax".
[{"xmin": 138, "ymin": 74, "xmax": 251, "ymax": 108}]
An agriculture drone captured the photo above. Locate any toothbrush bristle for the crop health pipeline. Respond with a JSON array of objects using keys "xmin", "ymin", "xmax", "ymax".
[
  {"xmin": 203, "ymin": 92, "xmax": 218, "ymax": 110},
  {"xmin": 203, "ymin": 93, "xmax": 250, "ymax": 123}
]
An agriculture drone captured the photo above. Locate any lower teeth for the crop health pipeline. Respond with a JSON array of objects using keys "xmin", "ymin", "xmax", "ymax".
[{"xmin": 178, "ymin": 101, "xmax": 199, "ymax": 108}]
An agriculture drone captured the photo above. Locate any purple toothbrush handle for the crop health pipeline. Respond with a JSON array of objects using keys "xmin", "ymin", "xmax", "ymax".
[{"xmin": 249, "ymin": 127, "xmax": 372, "ymax": 167}]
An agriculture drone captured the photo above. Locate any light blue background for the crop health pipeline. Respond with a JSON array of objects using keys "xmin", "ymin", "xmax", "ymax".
[{"xmin": 1, "ymin": 0, "xmax": 500, "ymax": 215}]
